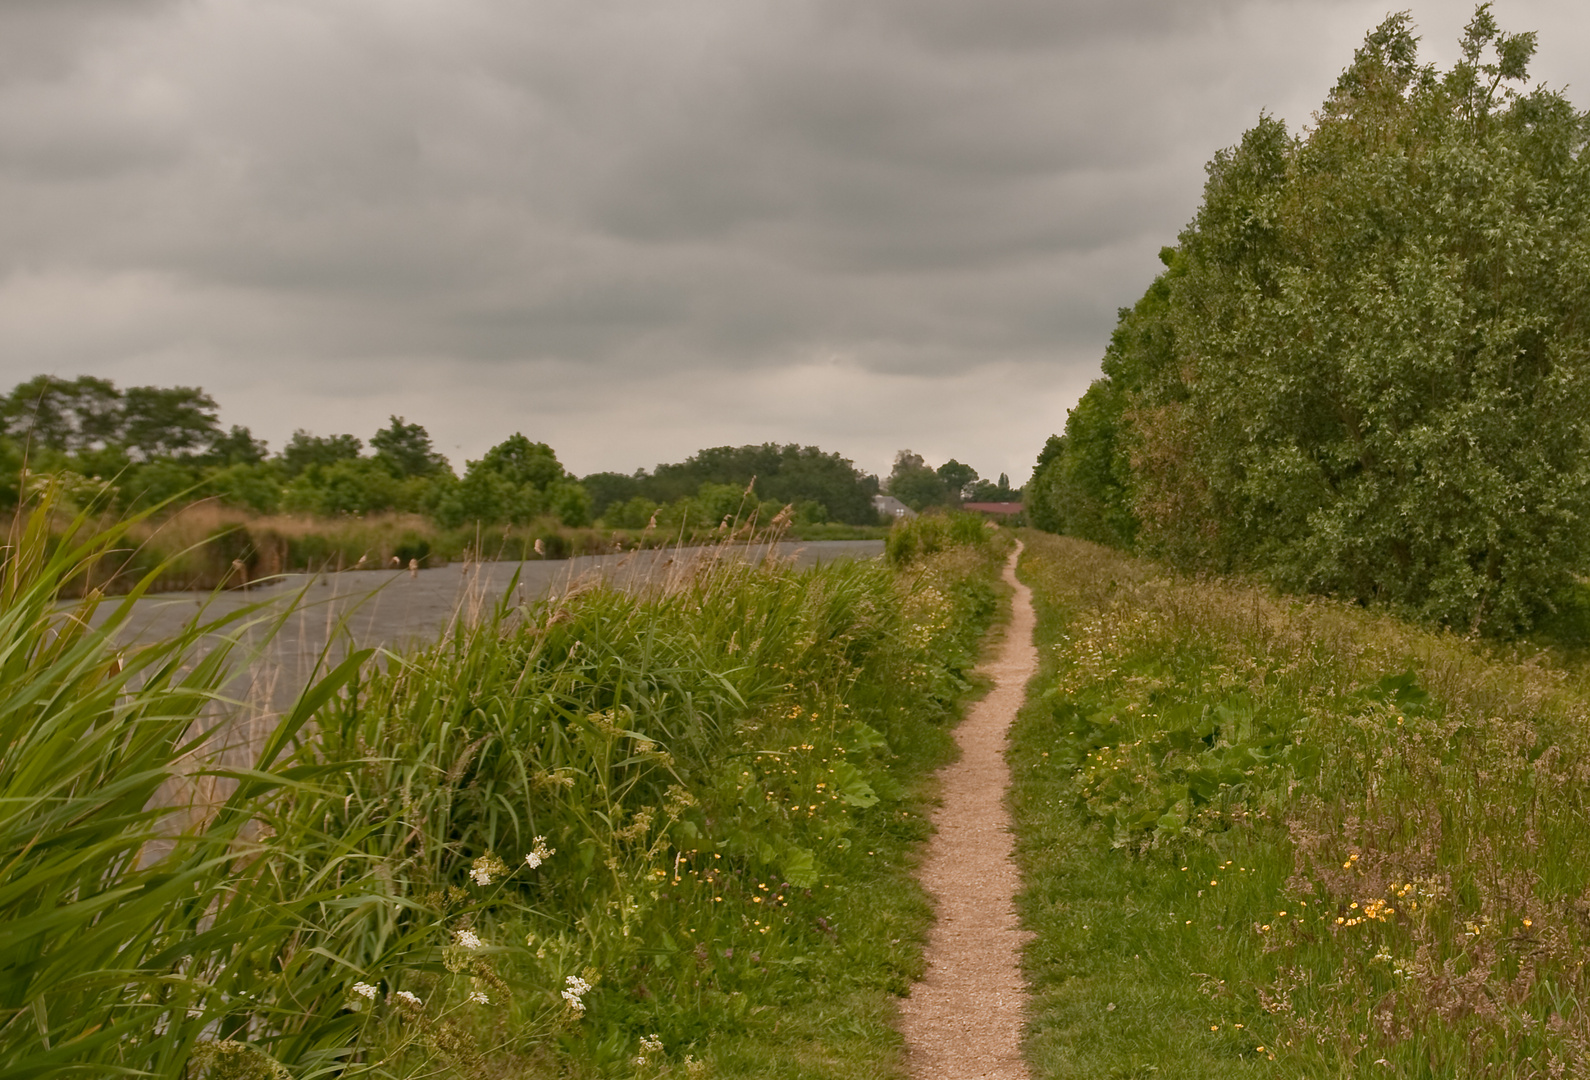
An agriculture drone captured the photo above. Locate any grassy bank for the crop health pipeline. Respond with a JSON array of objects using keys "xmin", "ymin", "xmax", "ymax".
[
  {"xmin": 16, "ymin": 503, "xmax": 890, "ymax": 597},
  {"xmin": 3, "ymin": 495, "xmax": 1004, "ymax": 1078},
  {"xmin": 1011, "ymin": 531, "xmax": 1590, "ymax": 1078}
]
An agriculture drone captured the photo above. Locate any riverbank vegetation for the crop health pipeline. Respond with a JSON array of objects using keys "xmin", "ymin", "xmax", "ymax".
[
  {"xmin": 0, "ymin": 376, "xmax": 911, "ymax": 590},
  {"xmin": 1, "ymin": 489, "xmax": 1005, "ymax": 1078},
  {"xmin": 1027, "ymin": 7, "xmax": 1590, "ymax": 635},
  {"xmin": 1013, "ymin": 529, "xmax": 1590, "ymax": 1077}
]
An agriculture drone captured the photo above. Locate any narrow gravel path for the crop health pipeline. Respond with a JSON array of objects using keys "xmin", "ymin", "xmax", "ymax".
[{"xmin": 898, "ymin": 542, "xmax": 1036, "ymax": 1080}]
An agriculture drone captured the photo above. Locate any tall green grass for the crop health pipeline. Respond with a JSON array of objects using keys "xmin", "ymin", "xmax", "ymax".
[
  {"xmin": 0, "ymin": 485, "xmax": 375, "ymax": 1078},
  {"xmin": 1012, "ymin": 531, "xmax": 1590, "ymax": 1078},
  {"xmin": 3, "ymin": 488, "xmax": 1003, "ymax": 1078},
  {"xmin": 274, "ymin": 540, "xmax": 1004, "ymax": 1076},
  {"xmin": 885, "ymin": 511, "xmax": 992, "ymax": 567}
]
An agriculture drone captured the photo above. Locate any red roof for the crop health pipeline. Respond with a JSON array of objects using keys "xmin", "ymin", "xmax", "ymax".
[{"xmin": 962, "ymin": 502, "xmax": 1023, "ymax": 515}]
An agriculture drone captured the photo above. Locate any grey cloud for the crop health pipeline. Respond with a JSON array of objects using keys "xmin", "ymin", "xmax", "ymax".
[{"xmin": 0, "ymin": 0, "xmax": 1585, "ymax": 483}]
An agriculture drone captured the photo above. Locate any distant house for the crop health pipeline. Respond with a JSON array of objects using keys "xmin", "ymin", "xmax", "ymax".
[
  {"xmin": 962, "ymin": 501, "xmax": 1024, "ymax": 521},
  {"xmin": 873, "ymin": 494, "xmax": 916, "ymax": 520}
]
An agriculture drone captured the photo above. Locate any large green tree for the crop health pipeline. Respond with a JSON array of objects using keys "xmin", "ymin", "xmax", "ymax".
[
  {"xmin": 120, "ymin": 386, "xmax": 221, "ymax": 459},
  {"xmin": 370, "ymin": 415, "xmax": 449, "ymax": 478},
  {"xmin": 636, "ymin": 444, "xmax": 879, "ymax": 525},
  {"xmin": 279, "ymin": 431, "xmax": 363, "ymax": 477},
  {"xmin": 885, "ymin": 451, "xmax": 950, "ymax": 512},
  {"xmin": 1094, "ymin": 6, "xmax": 1590, "ymax": 632},
  {"xmin": 0, "ymin": 375, "xmax": 123, "ymax": 453}
]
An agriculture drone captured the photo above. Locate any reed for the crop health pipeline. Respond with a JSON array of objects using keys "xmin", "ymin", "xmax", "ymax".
[
  {"xmin": 2, "ymin": 489, "xmax": 1004, "ymax": 1078},
  {"xmin": 0, "ymin": 484, "xmax": 373, "ymax": 1078}
]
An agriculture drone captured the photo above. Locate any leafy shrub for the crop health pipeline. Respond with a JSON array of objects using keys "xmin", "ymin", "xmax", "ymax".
[{"xmin": 885, "ymin": 510, "xmax": 992, "ymax": 567}]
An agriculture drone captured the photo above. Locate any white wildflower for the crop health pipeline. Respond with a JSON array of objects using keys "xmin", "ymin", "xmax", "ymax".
[
  {"xmin": 641, "ymin": 1034, "xmax": 664, "ymax": 1053},
  {"xmin": 469, "ymin": 990, "xmax": 490, "ymax": 1005},
  {"xmin": 561, "ymin": 973, "xmax": 591, "ymax": 1012},
  {"xmin": 395, "ymin": 990, "xmax": 423, "ymax": 1007},
  {"xmin": 351, "ymin": 982, "xmax": 378, "ymax": 1000},
  {"xmin": 470, "ymin": 851, "xmax": 509, "ymax": 887},
  {"xmin": 455, "ymin": 929, "xmax": 483, "ymax": 950},
  {"xmin": 524, "ymin": 836, "xmax": 555, "ymax": 869}
]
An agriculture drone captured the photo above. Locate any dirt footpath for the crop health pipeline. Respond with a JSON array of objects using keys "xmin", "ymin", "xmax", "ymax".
[{"xmin": 898, "ymin": 541, "xmax": 1036, "ymax": 1080}]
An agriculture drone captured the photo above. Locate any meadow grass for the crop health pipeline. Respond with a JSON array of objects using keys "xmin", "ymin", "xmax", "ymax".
[
  {"xmin": 1012, "ymin": 530, "xmax": 1590, "ymax": 1079},
  {"xmin": 2, "ymin": 492, "xmax": 1004, "ymax": 1078}
]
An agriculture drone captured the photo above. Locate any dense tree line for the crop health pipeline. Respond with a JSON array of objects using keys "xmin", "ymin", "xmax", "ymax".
[
  {"xmin": 582, "ymin": 443, "xmax": 884, "ymax": 528},
  {"xmin": 0, "ymin": 377, "xmax": 942, "ymax": 532},
  {"xmin": 1029, "ymin": 7, "xmax": 1590, "ymax": 632},
  {"xmin": 883, "ymin": 450, "xmax": 1020, "ymax": 512},
  {"xmin": 0, "ymin": 375, "xmax": 594, "ymax": 527}
]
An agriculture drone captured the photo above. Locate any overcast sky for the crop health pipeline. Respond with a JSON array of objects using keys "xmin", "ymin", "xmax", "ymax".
[{"xmin": 2, "ymin": 1, "xmax": 1586, "ymax": 483}]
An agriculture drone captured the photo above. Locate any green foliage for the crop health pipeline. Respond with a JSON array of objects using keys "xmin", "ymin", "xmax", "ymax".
[
  {"xmin": 0, "ymin": 484, "xmax": 376, "ymax": 1077},
  {"xmin": 279, "ymin": 430, "xmax": 363, "ymax": 477},
  {"xmin": 935, "ymin": 459, "xmax": 978, "ymax": 500},
  {"xmin": 1015, "ymin": 529, "xmax": 1590, "ymax": 1077},
  {"xmin": 885, "ymin": 451, "xmax": 951, "ymax": 512},
  {"xmin": 695, "ymin": 480, "xmax": 755, "ymax": 527},
  {"xmin": 884, "ymin": 510, "xmax": 994, "ymax": 567},
  {"xmin": 431, "ymin": 465, "xmax": 541, "ymax": 528},
  {"xmin": 2, "ymin": 488, "xmax": 1001, "ymax": 1077},
  {"xmin": 1028, "ymin": 379, "xmax": 1136, "ymax": 548},
  {"xmin": 0, "ymin": 437, "xmax": 20, "ymax": 507},
  {"xmin": 370, "ymin": 415, "xmax": 449, "ymax": 478},
  {"xmin": 204, "ymin": 424, "xmax": 269, "ymax": 466},
  {"xmin": 580, "ymin": 470, "xmax": 645, "ymax": 518},
  {"xmin": 546, "ymin": 479, "xmax": 593, "ymax": 528},
  {"xmin": 0, "ymin": 375, "xmax": 229, "ymax": 466},
  {"xmin": 476, "ymin": 433, "xmax": 568, "ymax": 490},
  {"xmin": 632, "ymin": 443, "xmax": 881, "ymax": 525},
  {"xmin": 1053, "ymin": 8, "xmax": 1590, "ymax": 633},
  {"xmin": 602, "ymin": 495, "xmax": 660, "ymax": 530},
  {"xmin": 119, "ymin": 385, "xmax": 222, "ymax": 459},
  {"xmin": 966, "ymin": 472, "xmax": 1020, "ymax": 504},
  {"xmin": 117, "ymin": 458, "xmax": 203, "ymax": 510},
  {"xmin": 426, "ymin": 435, "xmax": 583, "ymax": 528},
  {"xmin": 282, "ymin": 457, "xmax": 402, "ymax": 516},
  {"xmin": 208, "ymin": 461, "xmax": 284, "ymax": 514},
  {"xmin": 279, "ymin": 542, "xmax": 998, "ymax": 1077},
  {"xmin": 0, "ymin": 375, "xmax": 124, "ymax": 453}
]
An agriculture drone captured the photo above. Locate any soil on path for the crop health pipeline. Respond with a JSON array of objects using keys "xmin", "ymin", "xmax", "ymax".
[{"xmin": 898, "ymin": 542, "xmax": 1036, "ymax": 1080}]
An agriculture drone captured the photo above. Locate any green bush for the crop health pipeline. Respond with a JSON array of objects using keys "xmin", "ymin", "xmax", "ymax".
[
  {"xmin": 885, "ymin": 510, "xmax": 993, "ymax": 567},
  {"xmin": 207, "ymin": 461, "xmax": 284, "ymax": 514}
]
